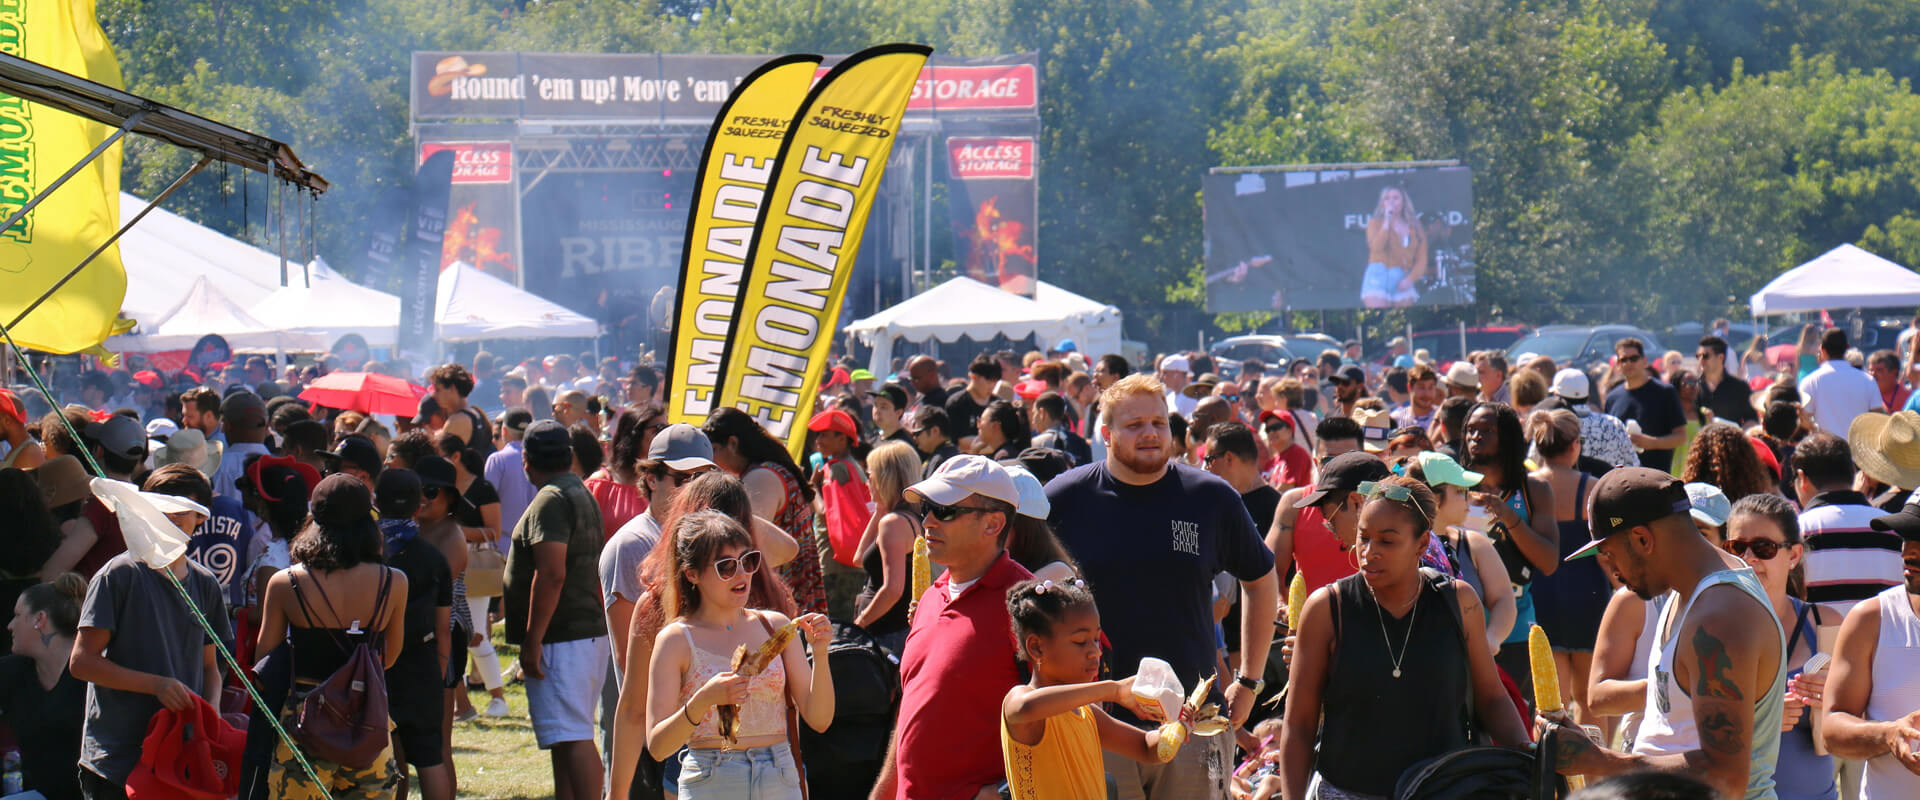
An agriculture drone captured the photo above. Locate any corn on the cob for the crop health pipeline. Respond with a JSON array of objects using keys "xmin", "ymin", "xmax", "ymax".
[
  {"xmin": 1529, "ymin": 624, "xmax": 1563, "ymax": 714},
  {"xmin": 1285, "ymin": 572, "xmax": 1308, "ymax": 630},
  {"xmin": 908, "ymin": 535, "xmax": 931, "ymax": 622},
  {"xmin": 1155, "ymin": 676, "xmax": 1231, "ymax": 761},
  {"xmin": 718, "ymin": 620, "xmax": 801, "ymax": 744}
]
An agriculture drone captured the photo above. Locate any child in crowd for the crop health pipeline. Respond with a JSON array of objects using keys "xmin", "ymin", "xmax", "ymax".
[
  {"xmin": 1230, "ymin": 718, "xmax": 1286, "ymax": 800},
  {"xmin": 1000, "ymin": 577, "xmax": 1171, "ymax": 800}
]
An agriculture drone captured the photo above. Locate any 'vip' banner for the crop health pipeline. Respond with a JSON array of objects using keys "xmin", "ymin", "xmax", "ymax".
[
  {"xmin": 665, "ymin": 54, "xmax": 822, "ymax": 426},
  {"xmin": 714, "ymin": 44, "xmax": 931, "ymax": 457},
  {"xmin": 946, "ymin": 135, "xmax": 1039, "ymax": 296}
]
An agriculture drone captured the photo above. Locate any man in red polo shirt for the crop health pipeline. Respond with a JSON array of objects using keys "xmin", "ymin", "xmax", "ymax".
[{"xmin": 869, "ymin": 455, "xmax": 1032, "ymax": 800}]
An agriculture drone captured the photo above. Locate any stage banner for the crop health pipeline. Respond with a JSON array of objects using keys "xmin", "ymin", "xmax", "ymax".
[
  {"xmin": 0, "ymin": 0, "xmax": 128, "ymax": 355},
  {"xmin": 714, "ymin": 44, "xmax": 931, "ymax": 457},
  {"xmin": 664, "ymin": 55, "xmax": 822, "ymax": 426},
  {"xmin": 946, "ymin": 135, "xmax": 1038, "ymax": 296},
  {"xmin": 421, "ymin": 141, "xmax": 519, "ymax": 282},
  {"xmin": 397, "ymin": 150, "xmax": 454, "ymax": 363}
]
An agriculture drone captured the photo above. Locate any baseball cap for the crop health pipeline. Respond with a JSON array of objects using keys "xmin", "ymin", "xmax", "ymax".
[
  {"xmin": 1017, "ymin": 379, "xmax": 1050, "ymax": 400},
  {"xmin": 1550, "ymin": 368, "xmax": 1590, "ymax": 402},
  {"xmin": 648, "ymin": 423, "xmax": 716, "ymax": 471},
  {"xmin": 1001, "ymin": 463, "xmax": 1050, "ymax": 519},
  {"xmin": 310, "ymin": 473, "xmax": 376, "ymax": 530},
  {"xmin": 1257, "ymin": 409, "xmax": 1296, "ymax": 430},
  {"xmin": 1354, "ymin": 407, "xmax": 1393, "ymax": 453},
  {"xmin": 1386, "ymin": 336, "xmax": 1409, "ymax": 349},
  {"xmin": 131, "ymin": 370, "xmax": 163, "ymax": 389},
  {"xmin": 86, "ymin": 415, "xmax": 148, "ymax": 460},
  {"xmin": 807, "ymin": 409, "xmax": 861, "ymax": 443},
  {"xmin": 1160, "ymin": 354, "xmax": 1191, "ymax": 374},
  {"xmin": 1333, "ymin": 364, "xmax": 1366, "ymax": 385},
  {"xmin": 1567, "ymin": 467, "xmax": 1692, "ymax": 560},
  {"xmin": 220, "ymin": 390, "xmax": 267, "ymax": 430},
  {"xmin": 1411, "ymin": 451, "xmax": 1484, "ymax": 489},
  {"xmin": 1012, "ymin": 446, "xmax": 1073, "ymax": 485},
  {"xmin": 1393, "ymin": 354, "xmax": 1415, "ymax": 369},
  {"xmin": 0, "ymin": 388, "xmax": 22, "ymax": 427},
  {"xmin": 849, "ymin": 368, "xmax": 876, "ymax": 382},
  {"xmin": 502, "ymin": 408, "xmax": 534, "ymax": 434},
  {"xmin": 522, "ymin": 419, "xmax": 573, "ymax": 464},
  {"xmin": 375, "ymin": 468, "xmax": 423, "ymax": 519},
  {"xmin": 1054, "ymin": 338, "xmax": 1078, "ymax": 353},
  {"xmin": 905, "ymin": 454, "xmax": 1020, "ymax": 507},
  {"xmin": 1870, "ymin": 498, "xmax": 1920, "ymax": 542},
  {"xmin": 824, "ymin": 367, "xmax": 851, "ymax": 389},
  {"xmin": 1685, "ymin": 482, "xmax": 1732, "ymax": 528},
  {"xmin": 145, "ymin": 418, "xmax": 179, "ymax": 441},
  {"xmin": 413, "ymin": 394, "xmax": 442, "ymax": 426},
  {"xmin": 1294, "ymin": 451, "xmax": 1391, "ymax": 508},
  {"xmin": 323, "ymin": 435, "xmax": 383, "ymax": 478},
  {"xmin": 1442, "ymin": 361, "xmax": 1480, "ymax": 391},
  {"xmin": 866, "ymin": 383, "xmax": 909, "ymax": 412}
]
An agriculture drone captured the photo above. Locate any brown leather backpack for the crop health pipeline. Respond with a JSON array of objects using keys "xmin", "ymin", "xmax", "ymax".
[{"xmin": 287, "ymin": 566, "xmax": 394, "ymax": 769}]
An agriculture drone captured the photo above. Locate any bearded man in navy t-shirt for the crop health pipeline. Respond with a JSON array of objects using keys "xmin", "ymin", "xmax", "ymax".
[{"xmin": 1045, "ymin": 373, "xmax": 1278, "ymax": 800}]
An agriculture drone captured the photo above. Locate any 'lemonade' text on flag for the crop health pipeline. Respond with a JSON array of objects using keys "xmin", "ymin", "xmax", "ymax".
[
  {"xmin": 715, "ymin": 44, "xmax": 931, "ymax": 457},
  {"xmin": 666, "ymin": 54, "xmax": 821, "ymax": 425}
]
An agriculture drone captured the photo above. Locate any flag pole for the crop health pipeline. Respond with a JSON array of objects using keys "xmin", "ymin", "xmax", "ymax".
[{"xmin": 0, "ymin": 110, "xmax": 147, "ymax": 237}]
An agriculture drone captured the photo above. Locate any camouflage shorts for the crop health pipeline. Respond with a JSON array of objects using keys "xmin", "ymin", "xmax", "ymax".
[{"xmin": 269, "ymin": 705, "xmax": 400, "ymax": 800}]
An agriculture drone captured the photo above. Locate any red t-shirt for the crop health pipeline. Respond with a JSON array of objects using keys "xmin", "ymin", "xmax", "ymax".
[
  {"xmin": 1265, "ymin": 444, "xmax": 1313, "ymax": 489},
  {"xmin": 75, "ymin": 496, "xmax": 128, "ymax": 579},
  {"xmin": 1291, "ymin": 504, "xmax": 1357, "ymax": 594},
  {"xmin": 584, "ymin": 475, "xmax": 646, "ymax": 541},
  {"xmin": 894, "ymin": 550, "xmax": 1033, "ymax": 800}
]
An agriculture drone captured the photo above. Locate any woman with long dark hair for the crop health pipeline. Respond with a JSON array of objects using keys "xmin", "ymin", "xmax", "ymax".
[
  {"xmin": 589, "ymin": 406, "xmax": 668, "ymax": 539},
  {"xmin": 703, "ymin": 408, "xmax": 822, "ymax": 614},
  {"xmin": 254, "ymin": 475, "xmax": 408, "ymax": 798},
  {"xmin": 1461, "ymin": 401, "xmax": 1559, "ymax": 705}
]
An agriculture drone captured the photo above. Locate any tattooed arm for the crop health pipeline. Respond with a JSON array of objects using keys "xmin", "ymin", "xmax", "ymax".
[{"xmin": 1537, "ymin": 585, "xmax": 1780, "ymax": 799}]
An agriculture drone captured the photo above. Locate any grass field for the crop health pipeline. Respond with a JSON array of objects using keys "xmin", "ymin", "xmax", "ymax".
[{"xmin": 448, "ymin": 637, "xmax": 561, "ymax": 800}]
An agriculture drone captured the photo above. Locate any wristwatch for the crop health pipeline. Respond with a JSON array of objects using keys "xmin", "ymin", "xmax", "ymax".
[{"xmin": 1234, "ymin": 673, "xmax": 1265, "ymax": 693}]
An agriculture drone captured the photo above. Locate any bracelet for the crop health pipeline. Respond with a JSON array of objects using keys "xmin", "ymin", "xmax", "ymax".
[{"xmin": 683, "ymin": 704, "xmax": 700, "ymax": 726}]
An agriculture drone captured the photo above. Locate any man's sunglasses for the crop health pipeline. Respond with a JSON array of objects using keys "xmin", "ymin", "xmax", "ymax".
[
  {"xmin": 1263, "ymin": 422, "xmax": 1290, "ymax": 435},
  {"xmin": 920, "ymin": 501, "xmax": 997, "ymax": 522},
  {"xmin": 713, "ymin": 550, "xmax": 764, "ymax": 580},
  {"xmin": 1725, "ymin": 538, "xmax": 1785, "ymax": 560},
  {"xmin": 659, "ymin": 467, "xmax": 713, "ymax": 487},
  {"xmin": 1618, "ymin": 354, "xmax": 1645, "ymax": 364}
]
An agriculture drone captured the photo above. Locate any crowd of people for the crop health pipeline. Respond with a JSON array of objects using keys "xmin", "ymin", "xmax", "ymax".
[{"xmin": 6, "ymin": 319, "xmax": 1920, "ymax": 800}]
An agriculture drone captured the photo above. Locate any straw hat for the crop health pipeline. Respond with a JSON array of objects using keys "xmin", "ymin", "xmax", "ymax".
[
  {"xmin": 1850, "ymin": 410, "xmax": 1920, "ymax": 490},
  {"xmin": 33, "ymin": 454, "xmax": 93, "ymax": 509}
]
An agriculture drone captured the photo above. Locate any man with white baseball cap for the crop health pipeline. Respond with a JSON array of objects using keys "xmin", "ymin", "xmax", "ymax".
[
  {"xmin": 1542, "ymin": 367, "xmax": 1639, "ymax": 468},
  {"xmin": 1160, "ymin": 354, "xmax": 1196, "ymax": 417},
  {"xmin": 872, "ymin": 455, "xmax": 1032, "ymax": 800}
]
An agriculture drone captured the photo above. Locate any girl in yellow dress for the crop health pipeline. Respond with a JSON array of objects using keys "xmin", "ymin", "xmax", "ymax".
[{"xmin": 1000, "ymin": 578, "xmax": 1171, "ymax": 800}]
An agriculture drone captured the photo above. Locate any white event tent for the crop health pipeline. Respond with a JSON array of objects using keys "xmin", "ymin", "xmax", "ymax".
[
  {"xmin": 845, "ymin": 277, "xmax": 1125, "ymax": 376},
  {"xmin": 247, "ymin": 257, "xmax": 404, "ymax": 348},
  {"xmin": 114, "ymin": 192, "xmax": 289, "ymax": 328},
  {"xmin": 435, "ymin": 263, "xmax": 599, "ymax": 342},
  {"xmin": 109, "ymin": 275, "xmax": 326, "ymax": 352},
  {"xmin": 1750, "ymin": 244, "xmax": 1920, "ymax": 315}
]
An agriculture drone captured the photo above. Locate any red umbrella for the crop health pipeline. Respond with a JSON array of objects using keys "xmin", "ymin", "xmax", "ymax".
[{"xmin": 299, "ymin": 371, "xmax": 427, "ymax": 416}]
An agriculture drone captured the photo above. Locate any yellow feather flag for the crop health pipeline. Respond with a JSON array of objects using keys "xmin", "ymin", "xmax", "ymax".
[{"xmin": 0, "ymin": 0, "xmax": 127, "ymax": 354}]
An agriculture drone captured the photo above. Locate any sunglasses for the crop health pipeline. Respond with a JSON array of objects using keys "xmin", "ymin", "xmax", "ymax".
[
  {"xmin": 1725, "ymin": 538, "xmax": 1785, "ymax": 560},
  {"xmin": 1618, "ymin": 354, "xmax": 1645, "ymax": 364},
  {"xmin": 423, "ymin": 485, "xmax": 442, "ymax": 500},
  {"xmin": 1357, "ymin": 480, "xmax": 1413, "ymax": 502},
  {"xmin": 1263, "ymin": 422, "xmax": 1290, "ymax": 435},
  {"xmin": 664, "ymin": 467, "xmax": 712, "ymax": 487},
  {"xmin": 712, "ymin": 550, "xmax": 764, "ymax": 580},
  {"xmin": 920, "ymin": 501, "xmax": 998, "ymax": 522},
  {"xmin": 1223, "ymin": 394, "xmax": 1242, "ymax": 403}
]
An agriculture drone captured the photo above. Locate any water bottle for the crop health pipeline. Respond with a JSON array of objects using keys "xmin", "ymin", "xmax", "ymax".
[{"xmin": 3, "ymin": 748, "xmax": 23, "ymax": 795}]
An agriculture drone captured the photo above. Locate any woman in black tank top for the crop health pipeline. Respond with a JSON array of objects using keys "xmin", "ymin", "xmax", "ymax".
[{"xmin": 1279, "ymin": 476, "xmax": 1530, "ymax": 799}]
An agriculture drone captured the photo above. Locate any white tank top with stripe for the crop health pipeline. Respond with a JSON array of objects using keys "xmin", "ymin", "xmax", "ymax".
[{"xmin": 1864, "ymin": 584, "xmax": 1920, "ymax": 799}]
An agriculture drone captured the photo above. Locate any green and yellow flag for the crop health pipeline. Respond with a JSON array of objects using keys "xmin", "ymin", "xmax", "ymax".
[
  {"xmin": 666, "ymin": 54, "xmax": 822, "ymax": 426},
  {"xmin": 714, "ymin": 44, "xmax": 931, "ymax": 459},
  {"xmin": 0, "ymin": 0, "xmax": 127, "ymax": 354}
]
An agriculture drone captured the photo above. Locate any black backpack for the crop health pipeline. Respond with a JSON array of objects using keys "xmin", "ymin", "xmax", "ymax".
[{"xmin": 799, "ymin": 621, "xmax": 901, "ymax": 798}]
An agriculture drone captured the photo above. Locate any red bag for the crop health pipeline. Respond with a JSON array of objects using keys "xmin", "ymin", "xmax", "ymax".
[
  {"xmin": 818, "ymin": 456, "xmax": 874, "ymax": 568},
  {"xmin": 125, "ymin": 694, "xmax": 244, "ymax": 800}
]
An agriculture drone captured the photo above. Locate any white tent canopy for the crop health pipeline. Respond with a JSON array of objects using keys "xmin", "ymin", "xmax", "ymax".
[
  {"xmin": 116, "ymin": 192, "xmax": 289, "ymax": 328},
  {"xmin": 109, "ymin": 275, "xmax": 326, "ymax": 352},
  {"xmin": 845, "ymin": 277, "xmax": 1125, "ymax": 376},
  {"xmin": 1750, "ymin": 244, "xmax": 1920, "ymax": 315},
  {"xmin": 247, "ymin": 257, "xmax": 403, "ymax": 348},
  {"xmin": 435, "ymin": 263, "xmax": 599, "ymax": 342}
]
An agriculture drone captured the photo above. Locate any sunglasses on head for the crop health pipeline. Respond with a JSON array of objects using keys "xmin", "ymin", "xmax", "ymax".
[
  {"xmin": 1357, "ymin": 480, "xmax": 1413, "ymax": 502},
  {"xmin": 712, "ymin": 550, "xmax": 764, "ymax": 580},
  {"xmin": 920, "ymin": 501, "xmax": 997, "ymax": 522},
  {"xmin": 1724, "ymin": 538, "xmax": 1785, "ymax": 560}
]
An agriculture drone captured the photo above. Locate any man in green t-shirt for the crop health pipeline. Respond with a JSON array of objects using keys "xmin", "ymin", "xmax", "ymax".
[{"xmin": 503, "ymin": 419, "xmax": 607, "ymax": 800}]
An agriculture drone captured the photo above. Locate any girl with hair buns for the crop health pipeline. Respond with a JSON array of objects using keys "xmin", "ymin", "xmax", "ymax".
[
  {"xmin": 644, "ymin": 511, "xmax": 833, "ymax": 799},
  {"xmin": 1527, "ymin": 408, "xmax": 1609, "ymax": 725},
  {"xmin": 1281, "ymin": 475, "xmax": 1528, "ymax": 799},
  {"xmin": 0, "ymin": 572, "xmax": 89, "ymax": 800}
]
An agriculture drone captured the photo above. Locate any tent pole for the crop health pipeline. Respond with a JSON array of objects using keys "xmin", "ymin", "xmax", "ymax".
[
  {"xmin": 6, "ymin": 155, "xmax": 211, "ymax": 332},
  {"xmin": 0, "ymin": 110, "xmax": 148, "ymax": 238}
]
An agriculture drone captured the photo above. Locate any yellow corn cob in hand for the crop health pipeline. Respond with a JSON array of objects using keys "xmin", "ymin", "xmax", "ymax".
[
  {"xmin": 718, "ymin": 620, "xmax": 801, "ymax": 744},
  {"xmin": 1285, "ymin": 572, "xmax": 1308, "ymax": 630},
  {"xmin": 1154, "ymin": 676, "xmax": 1232, "ymax": 761},
  {"xmin": 908, "ymin": 535, "xmax": 931, "ymax": 622},
  {"xmin": 1529, "ymin": 624, "xmax": 1563, "ymax": 714}
]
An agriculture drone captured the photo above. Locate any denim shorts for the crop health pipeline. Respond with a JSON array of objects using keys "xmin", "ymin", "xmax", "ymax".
[
  {"xmin": 677, "ymin": 742, "xmax": 803, "ymax": 800},
  {"xmin": 1360, "ymin": 263, "xmax": 1418, "ymax": 304}
]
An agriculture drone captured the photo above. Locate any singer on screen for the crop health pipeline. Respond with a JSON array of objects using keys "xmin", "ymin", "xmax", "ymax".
[{"xmin": 1360, "ymin": 186, "xmax": 1428, "ymax": 309}]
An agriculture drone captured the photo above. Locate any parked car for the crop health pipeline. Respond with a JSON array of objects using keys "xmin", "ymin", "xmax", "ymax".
[
  {"xmin": 1377, "ymin": 325, "xmax": 1531, "ymax": 370},
  {"xmin": 1209, "ymin": 336, "xmax": 1299, "ymax": 377},
  {"xmin": 1506, "ymin": 324, "xmax": 1665, "ymax": 372}
]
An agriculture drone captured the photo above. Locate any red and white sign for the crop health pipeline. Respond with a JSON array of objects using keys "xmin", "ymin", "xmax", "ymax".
[
  {"xmin": 947, "ymin": 137, "xmax": 1036, "ymax": 180},
  {"xmin": 420, "ymin": 141, "xmax": 513, "ymax": 184},
  {"xmin": 816, "ymin": 63, "xmax": 1037, "ymax": 112}
]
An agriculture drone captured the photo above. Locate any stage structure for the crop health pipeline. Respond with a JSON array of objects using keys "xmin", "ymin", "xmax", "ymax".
[{"xmin": 409, "ymin": 51, "xmax": 1040, "ymax": 357}]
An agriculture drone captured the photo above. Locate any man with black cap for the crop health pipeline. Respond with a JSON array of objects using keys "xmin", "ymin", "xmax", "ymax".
[
  {"xmin": 375, "ymin": 468, "xmax": 455, "ymax": 800},
  {"xmin": 1327, "ymin": 364, "xmax": 1368, "ymax": 420},
  {"xmin": 1270, "ymin": 451, "xmax": 1391, "ymax": 598},
  {"xmin": 210, "ymin": 391, "xmax": 269, "ymax": 500},
  {"xmin": 1540, "ymin": 467, "xmax": 1786, "ymax": 800},
  {"xmin": 502, "ymin": 419, "xmax": 607, "ymax": 800},
  {"xmin": 1824, "ymin": 498, "xmax": 1920, "ymax": 798},
  {"xmin": 82, "ymin": 414, "xmax": 148, "ymax": 483},
  {"xmin": 483, "ymin": 408, "xmax": 538, "ymax": 550},
  {"xmin": 323, "ymin": 434, "xmax": 384, "ymax": 490},
  {"xmin": 867, "ymin": 383, "xmax": 915, "ymax": 449}
]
